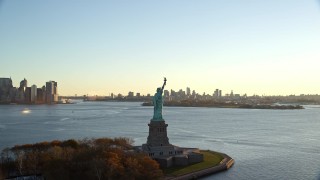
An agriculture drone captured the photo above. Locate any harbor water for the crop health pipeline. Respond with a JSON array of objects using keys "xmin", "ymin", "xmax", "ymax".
[{"xmin": 0, "ymin": 101, "xmax": 319, "ymax": 180}]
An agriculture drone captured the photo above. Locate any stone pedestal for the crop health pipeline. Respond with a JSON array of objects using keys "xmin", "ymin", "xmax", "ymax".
[
  {"xmin": 140, "ymin": 119, "xmax": 204, "ymax": 168},
  {"xmin": 147, "ymin": 120, "xmax": 170, "ymax": 147}
]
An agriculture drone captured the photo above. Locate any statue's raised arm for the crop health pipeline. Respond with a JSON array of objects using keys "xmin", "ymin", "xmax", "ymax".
[{"xmin": 161, "ymin": 77, "xmax": 167, "ymax": 91}]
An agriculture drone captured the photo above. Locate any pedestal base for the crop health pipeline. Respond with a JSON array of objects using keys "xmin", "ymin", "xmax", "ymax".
[{"xmin": 146, "ymin": 120, "xmax": 170, "ymax": 147}]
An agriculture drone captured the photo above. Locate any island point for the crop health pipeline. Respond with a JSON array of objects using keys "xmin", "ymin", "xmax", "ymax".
[{"xmin": 136, "ymin": 78, "xmax": 234, "ymax": 179}]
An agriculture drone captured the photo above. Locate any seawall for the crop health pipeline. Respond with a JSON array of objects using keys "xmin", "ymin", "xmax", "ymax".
[{"xmin": 166, "ymin": 151, "xmax": 234, "ymax": 180}]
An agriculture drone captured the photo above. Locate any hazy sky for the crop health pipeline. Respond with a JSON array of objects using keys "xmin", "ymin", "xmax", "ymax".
[{"xmin": 1, "ymin": 0, "xmax": 320, "ymax": 96}]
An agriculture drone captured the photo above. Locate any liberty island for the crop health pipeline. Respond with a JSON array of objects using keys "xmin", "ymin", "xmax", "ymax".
[{"xmin": 139, "ymin": 78, "xmax": 234, "ymax": 179}]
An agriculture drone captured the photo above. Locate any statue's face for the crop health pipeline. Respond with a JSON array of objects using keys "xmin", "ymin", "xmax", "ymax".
[{"xmin": 157, "ymin": 88, "xmax": 161, "ymax": 93}]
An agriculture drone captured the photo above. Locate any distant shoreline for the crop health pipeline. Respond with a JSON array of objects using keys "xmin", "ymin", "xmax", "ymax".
[
  {"xmin": 142, "ymin": 101, "xmax": 304, "ymax": 110},
  {"xmin": 0, "ymin": 101, "xmax": 305, "ymax": 109},
  {"xmin": 0, "ymin": 102, "xmax": 74, "ymax": 105}
]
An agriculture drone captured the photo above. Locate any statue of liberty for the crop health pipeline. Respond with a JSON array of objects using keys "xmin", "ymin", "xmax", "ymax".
[{"xmin": 152, "ymin": 77, "xmax": 167, "ymax": 120}]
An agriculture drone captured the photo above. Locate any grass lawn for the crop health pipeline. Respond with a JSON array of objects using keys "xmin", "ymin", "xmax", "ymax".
[{"xmin": 163, "ymin": 150, "xmax": 224, "ymax": 177}]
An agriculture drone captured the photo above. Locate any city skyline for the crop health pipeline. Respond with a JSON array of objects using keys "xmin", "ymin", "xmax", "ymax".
[
  {"xmin": 1, "ymin": 1, "xmax": 320, "ymax": 96},
  {"xmin": 4, "ymin": 76, "xmax": 320, "ymax": 97}
]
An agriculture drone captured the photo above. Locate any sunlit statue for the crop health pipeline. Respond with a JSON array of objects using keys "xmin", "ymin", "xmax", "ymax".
[{"xmin": 152, "ymin": 77, "xmax": 167, "ymax": 120}]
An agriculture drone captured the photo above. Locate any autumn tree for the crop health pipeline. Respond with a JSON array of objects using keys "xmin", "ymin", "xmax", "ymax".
[{"xmin": 0, "ymin": 137, "xmax": 163, "ymax": 180}]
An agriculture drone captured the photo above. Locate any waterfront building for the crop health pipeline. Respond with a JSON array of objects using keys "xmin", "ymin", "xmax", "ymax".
[
  {"xmin": 163, "ymin": 90, "xmax": 169, "ymax": 98},
  {"xmin": 213, "ymin": 89, "xmax": 222, "ymax": 98},
  {"xmin": 178, "ymin": 89, "xmax": 186, "ymax": 98},
  {"xmin": 0, "ymin": 78, "xmax": 12, "ymax": 87},
  {"xmin": 192, "ymin": 90, "xmax": 196, "ymax": 96},
  {"xmin": 31, "ymin": 85, "xmax": 37, "ymax": 103},
  {"xmin": 0, "ymin": 78, "xmax": 13, "ymax": 102},
  {"xmin": 15, "ymin": 89, "xmax": 25, "ymax": 103},
  {"xmin": 234, "ymin": 94, "xmax": 241, "ymax": 100},
  {"xmin": 37, "ymin": 88, "xmax": 45, "ymax": 103},
  {"xmin": 0, "ymin": 78, "xmax": 13, "ymax": 93},
  {"xmin": 46, "ymin": 81, "xmax": 58, "ymax": 104},
  {"xmin": 15, "ymin": 78, "xmax": 28, "ymax": 103},
  {"xmin": 117, "ymin": 93, "xmax": 123, "ymax": 98},
  {"xmin": 128, "ymin": 91, "xmax": 134, "ymax": 98},
  {"xmin": 214, "ymin": 89, "xmax": 219, "ymax": 97},
  {"xmin": 19, "ymin": 78, "xmax": 27, "ymax": 90},
  {"xmin": 25, "ymin": 87, "xmax": 31, "ymax": 103},
  {"xmin": 170, "ymin": 89, "xmax": 175, "ymax": 96},
  {"xmin": 9, "ymin": 87, "xmax": 18, "ymax": 102},
  {"xmin": 186, "ymin": 87, "xmax": 191, "ymax": 96}
]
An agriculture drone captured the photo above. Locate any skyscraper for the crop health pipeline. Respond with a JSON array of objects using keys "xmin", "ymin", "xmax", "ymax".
[
  {"xmin": 37, "ymin": 87, "xmax": 45, "ymax": 103},
  {"xmin": 31, "ymin": 85, "xmax": 37, "ymax": 103},
  {"xmin": 128, "ymin": 91, "xmax": 134, "ymax": 98},
  {"xmin": 0, "ymin": 78, "xmax": 13, "ymax": 88},
  {"xmin": 25, "ymin": 87, "xmax": 31, "ymax": 103},
  {"xmin": 186, "ymin": 87, "xmax": 191, "ymax": 96},
  {"xmin": 214, "ymin": 89, "xmax": 219, "ymax": 97},
  {"xmin": 19, "ymin": 78, "xmax": 27, "ymax": 91},
  {"xmin": 163, "ymin": 90, "xmax": 169, "ymax": 98},
  {"xmin": 0, "ymin": 78, "xmax": 13, "ymax": 102},
  {"xmin": 46, "ymin": 81, "xmax": 58, "ymax": 104},
  {"xmin": 15, "ymin": 78, "xmax": 28, "ymax": 103}
]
